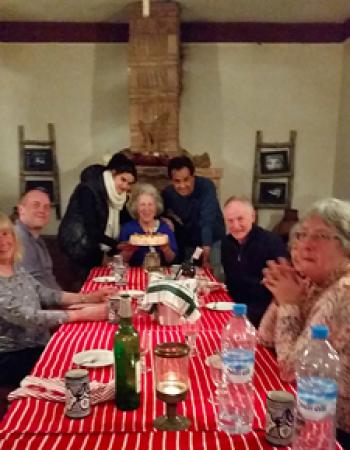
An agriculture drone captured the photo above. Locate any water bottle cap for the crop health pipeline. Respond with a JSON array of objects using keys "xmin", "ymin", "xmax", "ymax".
[
  {"xmin": 311, "ymin": 324, "xmax": 329, "ymax": 339},
  {"xmin": 232, "ymin": 303, "xmax": 247, "ymax": 316}
]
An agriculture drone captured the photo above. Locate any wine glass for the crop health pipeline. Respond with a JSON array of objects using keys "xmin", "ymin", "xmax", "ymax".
[
  {"xmin": 140, "ymin": 330, "xmax": 152, "ymax": 373},
  {"xmin": 206, "ymin": 353, "xmax": 224, "ymax": 406}
]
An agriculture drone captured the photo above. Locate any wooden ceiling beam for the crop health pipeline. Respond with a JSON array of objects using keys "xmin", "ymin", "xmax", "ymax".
[{"xmin": 0, "ymin": 20, "xmax": 348, "ymax": 43}]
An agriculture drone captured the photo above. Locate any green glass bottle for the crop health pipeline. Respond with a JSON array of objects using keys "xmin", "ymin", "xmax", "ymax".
[{"xmin": 114, "ymin": 296, "xmax": 141, "ymax": 410}]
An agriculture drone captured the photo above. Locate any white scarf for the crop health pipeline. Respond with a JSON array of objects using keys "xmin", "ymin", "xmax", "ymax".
[{"xmin": 102, "ymin": 170, "xmax": 127, "ymax": 249}]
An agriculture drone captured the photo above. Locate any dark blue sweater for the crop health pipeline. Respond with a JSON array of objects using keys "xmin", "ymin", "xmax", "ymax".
[
  {"xmin": 221, "ymin": 224, "xmax": 288, "ymax": 327},
  {"xmin": 162, "ymin": 176, "xmax": 225, "ymax": 252}
]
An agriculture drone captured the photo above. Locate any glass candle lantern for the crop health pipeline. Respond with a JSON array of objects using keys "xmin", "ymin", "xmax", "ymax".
[
  {"xmin": 143, "ymin": 249, "xmax": 161, "ymax": 272},
  {"xmin": 153, "ymin": 342, "xmax": 190, "ymax": 431}
]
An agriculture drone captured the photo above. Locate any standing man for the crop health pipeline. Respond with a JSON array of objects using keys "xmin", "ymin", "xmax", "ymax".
[
  {"xmin": 15, "ymin": 189, "xmax": 60, "ymax": 289},
  {"xmin": 222, "ymin": 196, "xmax": 288, "ymax": 327},
  {"xmin": 162, "ymin": 156, "xmax": 225, "ymax": 276}
]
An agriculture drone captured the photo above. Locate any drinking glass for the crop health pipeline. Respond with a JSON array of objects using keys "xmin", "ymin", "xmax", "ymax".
[
  {"xmin": 206, "ymin": 353, "xmax": 224, "ymax": 406},
  {"xmin": 182, "ymin": 320, "xmax": 199, "ymax": 357},
  {"xmin": 140, "ymin": 330, "xmax": 152, "ymax": 373},
  {"xmin": 196, "ymin": 280, "xmax": 211, "ymax": 307},
  {"xmin": 112, "ymin": 254, "xmax": 127, "ymax": 283}
]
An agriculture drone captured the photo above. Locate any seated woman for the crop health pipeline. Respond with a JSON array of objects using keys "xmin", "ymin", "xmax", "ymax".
[
  {"xmin": 0, "ymin": 212, "xmax": 114, "ymax": 388},
  {"xmin": 119, "ymin": 183, "xmax": 177, "ymax": 266},
  {"xmin": 258, "ymin": 223, "xmax": 320, "ymax": 347},
  {"xmin": 259, "ymin": 198, "xmax": 350, "ymax": 447}
]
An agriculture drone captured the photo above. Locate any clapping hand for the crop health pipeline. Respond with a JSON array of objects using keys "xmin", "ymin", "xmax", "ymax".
[{"xmin": 262, "ymin": 258, "xmax": 307, "ymax": 306}]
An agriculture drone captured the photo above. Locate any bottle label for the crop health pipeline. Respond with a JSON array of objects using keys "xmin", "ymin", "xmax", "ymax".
[
  {"xmin": 135, "ymin": 360, "xmax": 141, "ymax": 394},
  {"xmin": 192, "ymin": 247, "xmax": 203, "ymax": 261},
  {"xmin": 297, "ymin": 377, "xmax": 337, "ymax": 421},
  {"xmin": 222, "ymin": 349, "xmax": 255, "ymax": 383}
]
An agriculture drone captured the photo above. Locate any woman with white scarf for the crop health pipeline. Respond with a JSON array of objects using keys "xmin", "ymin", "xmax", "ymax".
[{"xmin": 58, "ymin": 152, "xmax": 137, "ymax": 283}]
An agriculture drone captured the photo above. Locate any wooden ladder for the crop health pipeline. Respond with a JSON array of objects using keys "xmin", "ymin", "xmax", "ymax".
[{"xmin": 18, "ymin": 123, "xmax": 61, "ymax": 219}]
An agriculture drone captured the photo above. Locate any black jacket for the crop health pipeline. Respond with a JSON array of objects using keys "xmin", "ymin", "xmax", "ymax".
[
  {"xmin": 221, "ymin": 224, "xmax": 288, "ymax": 327},
  {"xmin": 58, "ymin": 165, "xmax": 131, "ymax": 269}
]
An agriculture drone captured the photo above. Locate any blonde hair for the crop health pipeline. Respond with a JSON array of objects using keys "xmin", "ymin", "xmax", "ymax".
[
  {"xmin": 0, "ymin": 212, "xmax": 22, "ymax": 263},
  {"xmin": 127, "ymin": 183, "xmax": 164, "ymax": 219}
]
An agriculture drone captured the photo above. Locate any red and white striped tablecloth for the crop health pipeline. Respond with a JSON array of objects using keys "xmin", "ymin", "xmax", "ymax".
[
  {"xmin": 0, "ymin": 268, "xmax": 342, "ymax": 450},
  {"xmin": 82, "ymin": 267, "xmax": 234, "ymax": 332}
]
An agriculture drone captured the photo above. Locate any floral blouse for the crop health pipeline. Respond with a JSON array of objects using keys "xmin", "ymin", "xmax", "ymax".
[
  {"xmin": 259, "ymin": 264, "xmax": 350, "ymax": 432},
  {"xmin": 0, "ymin": 266, "xmax": 68, "ymax": 353},
  {"xmin": 258, "ymin": 279, "xmax": 319, "ymax": 348}
]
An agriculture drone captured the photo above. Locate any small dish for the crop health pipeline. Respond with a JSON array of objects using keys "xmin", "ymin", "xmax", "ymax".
[
  {"xmin": 73, "ymin": 349, "xmax": 114, "ymax": 368},
  {"xmin": 205, "ymin": 302, "xmax": 233, "ymax": 311},
  {"xmin": 92, "ymin": 276, "xmax": 118, "ymax": 283}
]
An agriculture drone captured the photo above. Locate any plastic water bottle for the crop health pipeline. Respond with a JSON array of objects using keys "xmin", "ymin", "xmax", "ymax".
[
  {"xmin": 293, "ymin": 324, "xmax": 340, "ymax": 450},
  {"xmin": 219, "ymin": 303, "xmax": 256, "ymax": 434}
]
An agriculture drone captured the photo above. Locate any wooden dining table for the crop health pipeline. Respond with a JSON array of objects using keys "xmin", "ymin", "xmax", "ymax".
[{"xmin": 0, "ymin": 267, "xmax": 343, "ymax": 450}]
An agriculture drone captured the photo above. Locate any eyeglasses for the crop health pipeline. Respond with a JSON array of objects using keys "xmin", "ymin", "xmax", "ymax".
[{"xmin": 295, "ymin": 230, "xmax": 340, "ymax": 243}]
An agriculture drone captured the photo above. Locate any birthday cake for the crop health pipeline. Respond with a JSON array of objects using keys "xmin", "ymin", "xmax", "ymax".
[{"xmin": 129, "ymin": 232, "xmax": 168, "ymax": 246}]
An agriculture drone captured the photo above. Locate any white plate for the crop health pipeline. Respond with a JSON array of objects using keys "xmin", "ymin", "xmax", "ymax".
[
  {"xmin": 73, "ymin": 349, "xmax": 114, "ymax": 368},
  {"xmin": 203, "ymin": 281, "xmax": 225, "ymax": 292},
  {"xmin": 120, "ymin": 289, "xmax": 145, "ymax": 298},
  {"xmin": 92, "ymin": 276, "xmax": 118, "ymax": 283},
  {"xmin": 205, "ymin": 302, "xmax": 233, "ymax": 311}
]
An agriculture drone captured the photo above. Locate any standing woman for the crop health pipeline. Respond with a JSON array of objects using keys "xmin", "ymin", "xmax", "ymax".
[{"xmin": 58, "ymin": 152, "xmax": 137, "ymax": 282}]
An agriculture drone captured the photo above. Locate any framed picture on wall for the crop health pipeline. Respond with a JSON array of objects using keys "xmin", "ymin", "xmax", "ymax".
[
  {"xmin": 24, "ymin": 146, "xmax": 53, "ymax": 172},
  {"xmin": 259, "ymin": 149, "xmax": 291, "ymax": 176},
  {"xmin": 254, "ymin": 179, "xmax": 289, "ymax": 208}
]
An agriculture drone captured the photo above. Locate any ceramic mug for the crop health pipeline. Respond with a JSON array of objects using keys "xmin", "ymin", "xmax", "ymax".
[{"xmin": 265, "ymin": 390, "xmax": 295, "ymax": 446}]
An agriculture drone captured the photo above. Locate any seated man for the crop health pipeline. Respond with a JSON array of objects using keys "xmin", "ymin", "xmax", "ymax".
[
  {"xmin": 162, "ymin": 156, "xmax": 225, "ymax": 276},
  {"xmin": 222, "ymin": 196, "xmax": 288, "ymax": 328},
  {"xmin": 15, "ymin": 188, "xmax": 60, "ymax": 289}
]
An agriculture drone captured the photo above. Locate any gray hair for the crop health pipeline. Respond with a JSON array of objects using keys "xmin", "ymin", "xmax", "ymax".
[
  {"xmin": 127, "ymin": 183, "xmax": 164, "ymax": 219},
  {"xmin": 224, "ymin": 195, "xmax": 253, "ymax": 209},
  {"xmin": 288, "ymin": 222, "xmax": 301, "ymax": 250},
  {"xmin": 303, "ymin": 197, "xmax": 350, "ymax": 256}
]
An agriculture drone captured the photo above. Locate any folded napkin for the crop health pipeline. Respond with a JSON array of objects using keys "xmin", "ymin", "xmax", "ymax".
[
  {"xmin": 8, "ymin": 376, "xmax": 115, "ymax": 404},
  {"xmin": 144, "ymin": 278, "xmax": 200, "ymax": 322}
]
